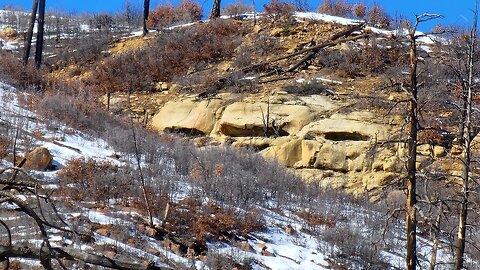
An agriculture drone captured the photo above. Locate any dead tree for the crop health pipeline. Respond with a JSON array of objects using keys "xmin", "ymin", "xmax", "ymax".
[
  {"xmin": 405, "ymin": 17, "xmax": 419, "ymax": 270},
  {"xmin": 34, "ymin": 0, "xmax": 46, "ymax": 69},
  {"xmin": 210, "ymin": 0, "xmax": 221, "ymax": 18},
  {"xmin": 405, "ymin": 14, "xmax": 442, "ymax": 270},
  {"xmin": 143, "ymin": 0, "xmax": 150, "ymax": 35},
  {"xmin": 455, "ymin": 4, "xmax": 478, "ymax": 269},
  {"xmin": 23, "ymin": 0, "xmax": 39, "ymax": 66}
]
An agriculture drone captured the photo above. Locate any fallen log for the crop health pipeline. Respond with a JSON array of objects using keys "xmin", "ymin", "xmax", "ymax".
[{"xmin": 0, "ymin": 245, "xmax": 172, "ymax": 270}]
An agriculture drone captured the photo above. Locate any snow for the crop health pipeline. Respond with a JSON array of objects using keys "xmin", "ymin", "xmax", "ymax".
[
  {"xmin": 0, "ymin": 82, "xmax": 121, "ymax": 174},
  {"xmin": 295, "ymin": 12, "xmax": 363, "ymax": 26},
  {"xmin": 0, "ymin": 38, "xmax": 18, "ymax": 51},
  {"xmin": 293, "ymin": 12, "xmax": 437, "ymax": 53},
  {"xmin": 94, "ymin": 234, "xmax": 172, "ymax": 269}
]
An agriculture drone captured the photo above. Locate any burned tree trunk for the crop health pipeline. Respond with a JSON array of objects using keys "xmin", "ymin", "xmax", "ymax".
[
  {"xmin": 143, "ymin": 0, "xmax": 150, "ymax": 35},
  {"xmin": 210, "ymin": 0, "xmax": 221, "ymax": 18},
  {"xmin": 34, "ymin": 0, "xmax": 46, "ymax": 69},
  {"xmin": 405, "ymin": 24, "xmax": 419, "ymax": 270},
  {"xmin": 455, "ymin": 5, "xmax": 477, "ymax": 269},
  {"xmin": 23, "ymin": 0, "xmax": 39, "ymax": 66}
]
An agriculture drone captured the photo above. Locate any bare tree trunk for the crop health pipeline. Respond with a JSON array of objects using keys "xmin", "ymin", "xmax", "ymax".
[
  {"xmin": 143, "ymin": 0, "xmax": 150, "ymax": 35},
  {"xmin": 128, "ymin": 91, "xmax": 154, "ymax": 226},
  {"xmin": 34, "ymin": 0, "xmax": 46, "ymax": 69},
  {"xmin": 0, "ymin": 245, "xmax": 169, "ymax": 270},
  {"xmin": 210, "ymin": 0, "xmax": 221, "ymax": 18},
  {"xmin": 23, "ymin": 0, "xmax": 39, "ymax": 66},
  {"xmin": 429, "ymin": 210, "xmax": 442, "ymax": 270},
  {"xmin": 455, "ymin": 5, "xmax": 477, "ymax": 269},
  {"xmin": 406, "ymin": 26, "xmax": 419, "ymax": 269}
]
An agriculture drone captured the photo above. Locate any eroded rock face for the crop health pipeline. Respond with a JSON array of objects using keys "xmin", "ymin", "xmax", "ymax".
[
  {"xmin": 150, "ymin": 92, "xmax": 448, "ymax": 195},
  {"xmin": 151, "ymin": 98, "xmax": 224, "ymax": 135},
  {"xmin": 298, "ymin": 112, "xmax": 391, "ymax": 141},
  {"xmin": 215, "ymin": 102, "xmax": 312, "ymax": 137},
  {"xmin": 24, "ymin": 147, "xmax": 53, "ymax": 171}
]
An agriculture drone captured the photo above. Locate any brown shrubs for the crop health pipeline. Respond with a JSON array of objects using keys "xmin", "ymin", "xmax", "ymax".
[
  {"xmin": 147, "ymin": 0, "xmax": 202, "ymax": 29},
  {"xmin": 0, "ymin": 136, "xmax": 9, "ymax": 159},
  {"xmin": 0, "ymin": 54, "xmax": 45, "ymax": 89},
  {"xmin": 318, "ymin": 40, "xmax": 406, "ymax": 78},
  {"xmin": 317, "ymin": 0, "xmax": 390, "ymax": 27},
  {"xmin": 368, "ymin": 3, "xmax": 390, "ymax": 28},
  {"xmin": 222, "ymin": 1, "xmax": 251, "ymax": 17},
  {"xmin": 166, "ymin": 197, "xmax": 265, "ymax": 245},
  {"xmin": 90, "ymin": 19, "xmax": 241, "ymax": 93},
  {"xmin": 296, "ymin": 210, "xmax": 336, "ymax": 229},
  {"xmin": 263, "ymin": 0, "xmax": 295, "ymax": 20},
  {"xmin": 317, "ymin": 0, "xmax": 352, "ymax": 17},
  {"xmin": 353, "ymin": 3, "xmax": 367, "ymax": 19},
  {"xmin": 58, "ymin": 157, "xmax": 133, "ymax": 202}
]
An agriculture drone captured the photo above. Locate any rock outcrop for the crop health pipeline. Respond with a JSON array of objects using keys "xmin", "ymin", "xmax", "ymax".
[
  {"xmin": 24, "ymin": 147, "xmax": 53, "ymax": 171},
  {"xmin": 151, "ymin": 98, "xmax": 224, "ymax": 135},
  {"xmin": 150, "ymin": 90, "xmax": 452, "ymax": 195}
]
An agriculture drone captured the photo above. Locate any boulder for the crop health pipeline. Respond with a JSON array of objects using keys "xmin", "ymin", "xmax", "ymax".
[
  {"xmin": 152, "ymin": 98, "xmax": 223, "ymax": 135},
  {"xmin": 216, "ymin": 101, "xmax": 312, "ymax": 137},
  {"xmin": 261, "ymin": 137, "xmax": 303, "ymax": 167},
  {"xmin": 24, "ymin": 147, "xmax": 53, "ymax": 171},
  {"xmin": 1, "ymin": 27, "xmax": 18, "ymax": 39}
]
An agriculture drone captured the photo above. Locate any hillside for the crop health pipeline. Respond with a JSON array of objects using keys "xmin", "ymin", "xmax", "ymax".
[{"xmin": 0, "ymin": 4, "xmax": 480, "ymax": 270}]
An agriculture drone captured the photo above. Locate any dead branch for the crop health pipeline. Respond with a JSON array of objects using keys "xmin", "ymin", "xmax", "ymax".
[
  {"xmin": 0, "ymin": 245, "xmax": 170, "ymax": 270},
  {"xmin": 286, "ymin": 23, "xmax": 367, "ymax": 73},
  {"xmin": 241, "ymin": 33, "xmax": 370, "ymax": 73}
]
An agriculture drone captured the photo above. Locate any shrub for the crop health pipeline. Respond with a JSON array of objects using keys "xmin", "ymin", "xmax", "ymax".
[
  {"xmin": 322, "ymin": 226, "xmax": 388, "ymax": 269},
  {"xmin": 0, "ymin": 136, "xmax": 9, "ymax": 158},
  {"xmin": 176, "ymin": 0, "xmax": 203, "ymax": 23},
  {"xmin": 368, "ymin": 3, "xmax": 390, "ymax": 28},
  {"xmin": 296, "ymin": 210, "xmax": 336, "ymax": 230},
  {"xmin": 282, "ymin": 79, "xmax": 329, "ymax": 95},
  {"xmin": 233, "ymin": 32, "xmax": 279, "ymax": 68},
  {"xmin": 353, "ymin": 2, "xmax": 367, "ymax": 19},
  {"xmin": 317, "ymin": 39, "xmax": 406, "ymax": 78},
  {"xmin": 44, "ymin": 32, "xmax": 111, "ymax": 69},
  {"xmin": 317, "ymin": 0, "xmax": 352, "ymax": 17},
  {"xmin": 58, "ymin": 157, "xmax": 135, "ymax": 203},
  {"xmin": 292, "ymin": 0, "xmax": 310, "ymax": 12},
  {"xmin": 148, "ymin": 0, "xmax": 202, "ymax": 29},
  {"xmin": 147, "ymin": 3, "xmax": 175, "ymax": 29},
  {"xmin": 90, "ymin": 13, "xmax": 114, "ymax": 31},
  {"xmin": 263, "ymin": 0, "xmax": 295, "ymax": 20},
  {"xmin": 0, "ymin": 54, "xmax": 45, "ymax": 89},
  {"xmin": 317, "ymin": 1, "xmax": 390, "ymax": 28},
  {"xmin": 165, "ymin": 197, "xmax": 265, "ymax": 245},
  {"xmin": 222, "ymin": 1, "xmax": 251, "ymax": 17}
]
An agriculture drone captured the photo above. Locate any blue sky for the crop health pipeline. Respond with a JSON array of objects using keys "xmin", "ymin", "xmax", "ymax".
[{"xmin": 0, "ymin": 0, "xmax": 476, "ymax": 30}]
